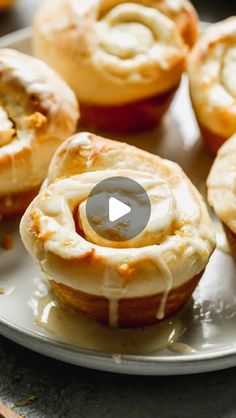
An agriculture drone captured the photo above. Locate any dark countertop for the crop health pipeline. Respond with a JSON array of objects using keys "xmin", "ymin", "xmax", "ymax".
[
  {"xmin": 1, "ymin": 335, "xmax": 236, "ymax": 418},
  {"xmin": 1, "ymin": 1, "xmax": 236, "ymax": 417}
]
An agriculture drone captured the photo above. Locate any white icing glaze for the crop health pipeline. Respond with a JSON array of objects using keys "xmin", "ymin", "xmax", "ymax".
[
  {"xmin": 156, "ymin": 257, "xmax": 173, "ymax": 320},
  {"xmin": 168, "ymin": 341, "xmax": 196, "ymax": 354},
  {"xmin": 189, "ymin": 18, "xmax": 236, "ymax": 138},
  {"xmin": 164, "ymin": 0, "xmax": 183, "ymax": 13},
  {"xmin": 0, "ymin": 49, "xmax": 78, "ymax": 197},
  {"xmin": 31, "ymin": 276, "xmax": 194, "ymax": 355},
  {"xmin": 94, "ymin": 3, "xmax": 184, "ymax": 81},
  {"xmin": 21, "ymin": 133, "xmax": 215, "ymax": 325},
  {"xmin": 208, "ymin": 85, "xmax": 234, "ymax": 108}
]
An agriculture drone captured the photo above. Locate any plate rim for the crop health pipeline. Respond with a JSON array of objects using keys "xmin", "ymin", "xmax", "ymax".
[
  {"xmin": 2, "ymin": 312, "xmax": 236, "ymax": 375},
  {"xmin": 0, "ymin": 27, "xmax": 32, "ymax": 47},
  {"xmin": 1, "ymin": 27, "xmax": 236, "ymax": 376}
]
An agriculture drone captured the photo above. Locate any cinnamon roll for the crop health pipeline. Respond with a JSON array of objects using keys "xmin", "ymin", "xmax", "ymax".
[
  {"xmin": 33, "ymin": 0, "xmax": 198, "ymax": 133},
  {"xmin": 189, "ymin": 18, "xmax": 236, "ymax": 154},
  {"xmin": 20, "ymin": 132, "xmax": 215, "ymax": 327},
  {"xmin": 0, "ymin": 49, "xmax": 79, "ymax": 218},
  {"xmin": 208, "ymin": 133, "xmax": 236, "ymax": 255}
]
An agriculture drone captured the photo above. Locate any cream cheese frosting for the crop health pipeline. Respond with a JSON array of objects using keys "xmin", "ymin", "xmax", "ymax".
[
  {"xmin": 20, "ymin": 133, "xmax": 215, "ymax": 323},
  {"xmin": 208, "ymin": 133, "xmax": 236, "ymax": 234},
  {"xmin": 189, "ymin": 18, "xmax": 236, "ymax": 139},
  {"xmin": 0, "ymin": 49, "xmax": 79, "ymax": 198},
  {"xmin": 33, "ymin": 0, "xmax": 194, "ymax": 105}
]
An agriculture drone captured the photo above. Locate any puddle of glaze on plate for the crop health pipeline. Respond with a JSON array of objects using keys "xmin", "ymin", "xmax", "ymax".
[{"xmin": 30, "ymin": 277, "xmax": 194, "ymax": 355}]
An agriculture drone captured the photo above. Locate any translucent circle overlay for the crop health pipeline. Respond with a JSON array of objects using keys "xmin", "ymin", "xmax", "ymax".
[{"xmin": 86, "ymin": 176, "xmax": 151, "ymax": 242}]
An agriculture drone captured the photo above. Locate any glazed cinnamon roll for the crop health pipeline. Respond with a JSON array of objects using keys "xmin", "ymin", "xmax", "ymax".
[
  {"xmin": 20, "ymin": 132, "xmax": 215, "ymax": 327},
  {"xmin": 33, "ymin": 0, "xmax": 198, "ymax": 133},
  {"xmin": 208, "ymin": 133, "xmax": 236, "ymax": 255},
  {"xmin": 189, "ymin": 18, "xmax": 236, "ymax": 154},
  {"xmin": 0, "ymin": 49, "xmax": 79, "ymax": 218}
]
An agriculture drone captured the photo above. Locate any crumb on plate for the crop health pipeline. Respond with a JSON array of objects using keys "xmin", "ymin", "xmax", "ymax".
[{"xmin": 14, "ymin": 395, "xmax": 37, "ymax": 408}]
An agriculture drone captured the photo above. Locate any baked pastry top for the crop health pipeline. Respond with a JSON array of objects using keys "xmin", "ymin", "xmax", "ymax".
[
  {"xmin": 208, "ymin": 133, "xmax": 236, "ymax": 234},
  {"xmin": 33, "ymin": 0, "xmax": 198, "ymax": 106},
  {"xmin": 0, "ymin": 49, "xmax": 79, "ymax": 213},
  {"xmin": 20, "ymin": 133, "xmax": 215, "ymax": 326},
  {"xmin": 189, "ymin": 18, "xmax": 236, "ymax": 144}
]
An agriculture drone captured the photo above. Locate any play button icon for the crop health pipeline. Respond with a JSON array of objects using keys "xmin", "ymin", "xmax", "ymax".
[
  {"xmin": 85, "ymin": 176, "xmax": 151, "ymax": 242},
  {"xmin": 109, "ymin": 197, "xmax": 131, "ymax": 222}
]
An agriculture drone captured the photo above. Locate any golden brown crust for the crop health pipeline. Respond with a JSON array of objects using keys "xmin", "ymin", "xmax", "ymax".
[
  {"xmin": 47, "ymin": 132, "xmax": 181, "ymax": 183},
  {"xmin": 50, "ymin": 271, "xmax": 202, "ymax": 327},
  {"xmin": 20, "ymin": 133, "xmax": 215, "ymax": 327},
  {"xmin": 0, "ymin": 186, "xmax": 39, "ymax": 219},
  {"xmin": 0, "ymin": 49, "xmax": 79, "ymax": 216},
  {"xmin": 175, "ymin": 3, "xmax": 198, "ymax": 48},
  {"xmin": 80, "ymin": 85, "xmax": 178, "ymax": 133},
  {"xmin": 207, "ymin": 133, "xmax": 236, "ymax": 234},
  {"xmin": 198, "ymin": 123, "xmax": 227, "ymax": 155},
  {"xmin": 188, "ymin": 18, "xmax": 236, "ymax": 153},
  {"xmin": 33, "ymin": 0, "xmax": 196, "ymax": 132}
]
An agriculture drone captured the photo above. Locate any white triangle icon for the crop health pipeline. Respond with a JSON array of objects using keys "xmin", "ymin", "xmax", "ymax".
[{"xmin": 109, "ymin": 197, "xmax": 131, "ymax": 223}]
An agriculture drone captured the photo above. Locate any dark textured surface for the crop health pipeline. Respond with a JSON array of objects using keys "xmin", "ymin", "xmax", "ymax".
[
  {"xmin": 1, "ymin": 1, "xmax": 236, "ymax": 417},
  {"xmin": 1, "ymin": 335, "xmax": 236, "ymax": 418}
]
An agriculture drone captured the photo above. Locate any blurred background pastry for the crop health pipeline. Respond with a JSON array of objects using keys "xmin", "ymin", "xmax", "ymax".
[
  {"xmin": 0, "ymin": 49, "xmax": 79, "ymax": 219},
  {"xmin": 20, "ymin": 133, "xmax": 215, "ymax": 328},
  {"xmin": 33, "ymin": 0, "xmax": 198, "ymax": 134},
  {"xmin": 189, "ymin": 18, "xmax": 236, "ymax": 154},
  {"xmin": 0, "ymin": 0, "xmax": 15, "ymax": 11},
  {"xmin": 208, "ymin": 133, "xmax": 236, "ymax": 255}
]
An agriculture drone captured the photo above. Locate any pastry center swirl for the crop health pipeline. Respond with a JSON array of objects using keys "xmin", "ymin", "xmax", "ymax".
[
  {"xmin": 100, "ymin": 21, "xmax": 154, "ymax": 58},
  {"xmin": 95, "ymin": 2, "xmax": 180, "ymax": 80},
  {"xmin": 201, "ymin": 41, "xmax": 236, "ymax": 106},
  {"xmin": 97, "ymin": 3, "xmax": 160, "ymax": 61}
]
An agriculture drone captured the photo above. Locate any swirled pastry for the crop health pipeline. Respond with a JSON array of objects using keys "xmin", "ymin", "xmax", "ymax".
[
  {"xmin": 20, "ymin": 132, "xmax": 215, "ymax": 327},
  {"xmin": 208, "ymin": 133, "xmax": 236, "ymax": 253},
  {"xmin": 0, "ymin": 49, "xmax": 79, "ymax": 218},
  {"xmin": 33, "ymin": 0, "xmax": 198, "ymax": 133},
  {"xmin": 189, "ymin": 18, "xmax": 236, "ymax": 154}
]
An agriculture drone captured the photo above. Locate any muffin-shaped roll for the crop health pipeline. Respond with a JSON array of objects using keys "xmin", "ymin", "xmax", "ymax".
[
  {"xmin": 0, "ymin": 49, "xmax": 79, "ymax": 218},
  {"xmin": 33, "ymin": 0, "xmax": 198, "ymax": 133},
  {"xmin": 189, "ymin": 18, "xmax": 236, "ymax": 154},
  {"xmin": 20, "ymin": 133, "xmax": 215, "ymax": 327},
  {"xmin": 208, "ymin": 134, "xmax": 236, "ymax": 254}
]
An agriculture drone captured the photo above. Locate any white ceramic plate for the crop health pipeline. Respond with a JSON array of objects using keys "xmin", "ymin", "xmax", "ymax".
[{"xmin": 1, "ymin": 28, "xmax": 236, "ymax": 376}]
